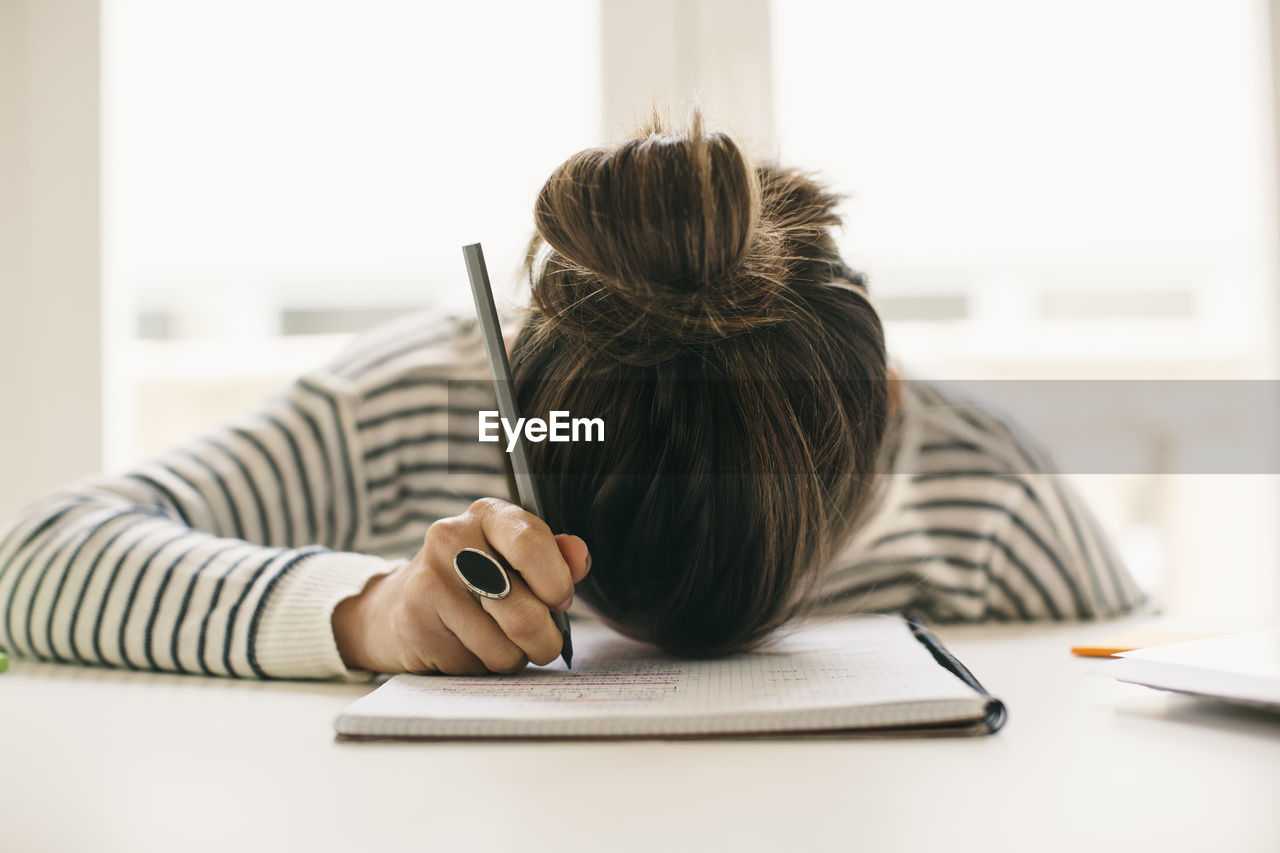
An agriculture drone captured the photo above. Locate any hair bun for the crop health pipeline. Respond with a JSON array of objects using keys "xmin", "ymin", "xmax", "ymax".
[{"xmin": 528, "ymin": 112, "xmax": 786, "ymax": 364}]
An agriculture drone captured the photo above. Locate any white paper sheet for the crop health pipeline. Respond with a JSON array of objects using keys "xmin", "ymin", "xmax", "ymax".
[{"xmin": 1107, "ymin": 630, "xmax": 1280, "ymax": 710}]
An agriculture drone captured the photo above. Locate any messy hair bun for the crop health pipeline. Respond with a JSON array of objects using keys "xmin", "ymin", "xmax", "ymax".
[
  {"xmin": 528, "ymin": 112, "xmax": 789, "ymax": 364},
  {"xmin": 513, "ymin": 109, "xmax": 888, "ymax": 658}
]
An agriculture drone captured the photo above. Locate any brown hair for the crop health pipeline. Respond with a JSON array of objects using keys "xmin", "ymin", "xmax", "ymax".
[{"xmin": 511, "ymin": 111, "xmax": 889, "ymax": 657}]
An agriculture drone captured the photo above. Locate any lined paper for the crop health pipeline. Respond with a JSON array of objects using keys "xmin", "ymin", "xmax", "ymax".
[{"xmin": 335, "ymin": 615, "xmax": 994, "ymax": 738}]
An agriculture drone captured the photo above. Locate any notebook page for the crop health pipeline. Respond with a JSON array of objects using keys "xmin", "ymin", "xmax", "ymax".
[{"xmin": 336, "ymin": 615, "xmax": 986, "ymax": 736}]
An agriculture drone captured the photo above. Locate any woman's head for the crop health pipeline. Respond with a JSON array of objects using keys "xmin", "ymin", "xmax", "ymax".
[{"xmin": 511, "ymin": 111, "xmax": 889, "ymax": 657}]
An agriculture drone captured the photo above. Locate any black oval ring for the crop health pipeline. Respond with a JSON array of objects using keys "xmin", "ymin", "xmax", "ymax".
[{"xmin": 453, "ymin": 548, "xmax": 512, "ymax": 599}]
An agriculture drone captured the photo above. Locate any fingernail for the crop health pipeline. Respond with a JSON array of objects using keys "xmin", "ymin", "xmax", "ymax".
[
  {"xmin": 555, "ymin": 594, "xmax": 574, "ymax": 613},
  {"xmin": 585, "ymin": 550, "xmax": 592, "ymax": 572}
]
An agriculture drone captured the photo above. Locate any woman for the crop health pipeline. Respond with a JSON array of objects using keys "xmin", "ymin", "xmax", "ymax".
[{"xmin": 0, "ymin": 113, "xmax": 1146, "ymax": 680}]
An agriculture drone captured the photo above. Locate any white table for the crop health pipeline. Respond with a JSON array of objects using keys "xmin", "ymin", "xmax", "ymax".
[{"xmin": 3, "ymin": 618, "xmax": 1278, "ymax": 853}]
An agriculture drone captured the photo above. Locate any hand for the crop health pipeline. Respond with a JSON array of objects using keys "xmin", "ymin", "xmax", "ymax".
[{"xmin": 332, "ymin": 498, "xmax": 591, "ymax": 675}]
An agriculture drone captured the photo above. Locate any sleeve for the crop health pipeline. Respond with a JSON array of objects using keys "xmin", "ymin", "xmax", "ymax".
[
  {"xmin": 0, "ymin": 371, "xmax": 400, "ymax": 680},
  {"xmin": 925, "ymin": 473, "xmax": 1150, "ymax": 622},
  {"xmin": 892, "ymin": 379, "xmax": 1151, "ymax": 623}
]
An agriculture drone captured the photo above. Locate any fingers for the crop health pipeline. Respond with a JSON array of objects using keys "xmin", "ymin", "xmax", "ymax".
[
  {"xmin": 431, "ymin": 561, "xmax": 561, "ymax": 670},
  {"xmin": 388, "ymin": 584, "xmax": 489, "ymax": 676},
  {"xmin": 477, "ymin": 573, "xmax": 563, "ymax": 666},
  {"xmin": 434, "ymin": 579, "xmax": 530, "ymax": 674},
  {"xmin": 415, "ymin": 498, "xmax": 592, "ymax": 674},
  {"xmin": 418, "ymin": 639, "xmax": 488, "ymax": 677},
  {"xmin": 555, "ymin": 534, "xmax": 591, "ymax": 585},
  {"xmin": 467, "ymin": 499, "xmax": 580, "ymax": 611}
]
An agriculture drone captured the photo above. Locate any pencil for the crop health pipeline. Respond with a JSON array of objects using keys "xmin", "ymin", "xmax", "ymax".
[{"xmin": 463, "ymin": 243, "xmax": 573, "ymax": 669}]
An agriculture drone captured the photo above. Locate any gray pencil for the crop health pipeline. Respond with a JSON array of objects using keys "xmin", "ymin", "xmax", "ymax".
[{"xmin": 462, "ymin": 243, "xmax": 573, "ymax": 669}]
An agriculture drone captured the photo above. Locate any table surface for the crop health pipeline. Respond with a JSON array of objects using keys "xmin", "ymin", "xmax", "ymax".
[{"xmin": 3, "ymin": 617, "xmax": 1278, "ymax": 853}]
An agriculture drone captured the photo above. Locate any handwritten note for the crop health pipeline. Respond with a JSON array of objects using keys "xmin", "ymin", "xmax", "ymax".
[{"xmin": 336, "ymin": 615, "xmax": 995, "ymax": 738}]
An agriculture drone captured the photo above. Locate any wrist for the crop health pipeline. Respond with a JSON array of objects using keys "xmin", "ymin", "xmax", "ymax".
[{"xmin": 332, "ymin": 570, "xmax": 389, "ymax": 672}]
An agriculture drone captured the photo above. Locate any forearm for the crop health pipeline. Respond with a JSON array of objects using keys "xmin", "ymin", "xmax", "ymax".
[
  {"xmin": 0, "ymin": 484, "xmax": 395, "ymax": 678},
  {"xmin": 0, "ymin": 371, "xmax": 398, "ymax": 679}
]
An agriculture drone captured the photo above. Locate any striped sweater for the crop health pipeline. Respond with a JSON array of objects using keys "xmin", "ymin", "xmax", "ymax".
[{"xmin": 0, "ymin": 312, "xmax": 1147, "ymax": 680}]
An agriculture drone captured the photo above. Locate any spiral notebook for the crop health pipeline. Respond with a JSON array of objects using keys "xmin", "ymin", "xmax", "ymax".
[{"xmin": 334, "ymin": 614, "xmax": 1006, "ymax": 740}]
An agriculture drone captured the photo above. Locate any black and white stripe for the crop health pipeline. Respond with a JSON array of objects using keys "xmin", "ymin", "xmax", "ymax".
[
  {"xmin": 0, "ymin": 312, "xmax": 1146, "ymax": 680},
  {"xmin": 813, "ymin": 381, "xmax": 1147, "ymax": 623}
]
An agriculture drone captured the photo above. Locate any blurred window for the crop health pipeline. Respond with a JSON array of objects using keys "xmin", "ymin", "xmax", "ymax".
[
  {"xmin": 772, "ymin": 0, "xmax": 1273, "ymax": 379},
  {"xmin": 773, "ymin": 0, "xmax": 1278, "ymax": 619},
  {"xmin": 104, "ymin": 0, "xmax": 601, "ymax": 462}
]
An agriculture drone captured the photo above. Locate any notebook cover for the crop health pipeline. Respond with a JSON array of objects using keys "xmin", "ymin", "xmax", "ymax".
[{"xmin": 904, "ymin": 611, "xmax": 1008, "ymax": 734}]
